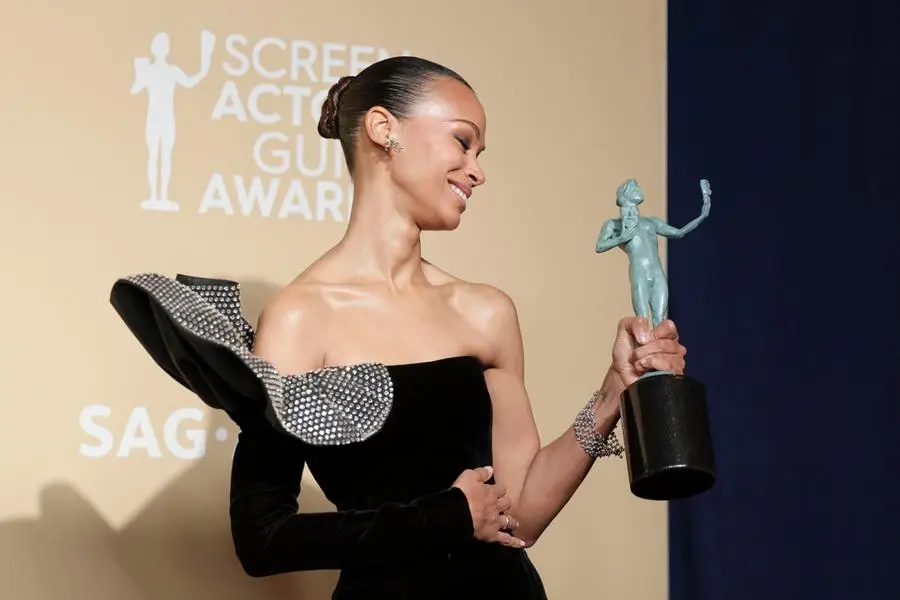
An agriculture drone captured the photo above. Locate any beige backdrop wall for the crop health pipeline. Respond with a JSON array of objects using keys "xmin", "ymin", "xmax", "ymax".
[{"xmin": 0, "ymin": 0, "xmax": 668, "ymax": 597}]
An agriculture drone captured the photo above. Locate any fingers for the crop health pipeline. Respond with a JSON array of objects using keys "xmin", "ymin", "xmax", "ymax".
[
  {"xmin": 628, "ymin": 320, "xmax": 686, "ymax": 375},
  {"xmin": 492, "ymin": 512, "xmax": 525, "ymax": 547},
  {"xmin": 631, "ymin": 317, "xmax": 652, "ymax": 344},
  {"xmin": 651, "ymin": 319, "xmax": 679, "ymax": 341},
  {"xmin": 493, "ymin": 530, "xmax": 527, "ymax": 548},
  {"xmin": 502, "ymin": 513, "xmax": 520, "ymax": 532},
  {"xmin": 618, "ymin": 316, "xmax": 643, "ymax": 341},
  {"xmin": 631, "ymin": 339, "xmax": 684, "ymax": 363},
  {"xmin": 473, "ymin": 466, "xmax": 493, "ymax": 482},
  {"xmin": 621, "ymin": 317, "xmax": 678, "ymax": 344},
  {"xmin": 622, "ymin": 317, "xmax": 679, "ymax": 343},
  {"xmin": 636, "ymin": 352, "xmax": 686, "ymax": 375},
  {"xmin": 621, "ymin": 317, "xmax": 685, "ymax": 374},
  {"xmin": 465, "ymin": 469, "xmax": 528, "ymax": 548}
]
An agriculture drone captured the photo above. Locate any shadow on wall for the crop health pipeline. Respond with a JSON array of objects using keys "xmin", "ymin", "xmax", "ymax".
[{"xmin": 0, "ymin": 278, "xmax": 339, "ymax": 600}]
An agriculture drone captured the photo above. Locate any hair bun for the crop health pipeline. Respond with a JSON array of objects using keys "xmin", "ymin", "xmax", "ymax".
[{"xmin": 317, "ymin": 75, "xmax": 355, "ymax": 139}]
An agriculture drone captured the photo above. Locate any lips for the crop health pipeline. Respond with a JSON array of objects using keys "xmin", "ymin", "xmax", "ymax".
[{"xmin": 448, "ymin": 181, "xmax": 471, "ymax": 202}]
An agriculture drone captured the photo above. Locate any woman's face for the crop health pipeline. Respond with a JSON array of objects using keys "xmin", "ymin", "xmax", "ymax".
[{"xmin": 384, "ymin": 76, "xmax": 487, "ymax": 231}]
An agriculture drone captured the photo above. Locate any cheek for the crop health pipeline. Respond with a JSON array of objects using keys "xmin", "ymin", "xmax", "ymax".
[{"xmin": 397, "ymin": 142, "xmax": 453, "ymax": 190}]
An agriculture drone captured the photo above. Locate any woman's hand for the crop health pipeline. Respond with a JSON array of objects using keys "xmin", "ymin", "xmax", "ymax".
[
  {"xmin": 610, "ymin": 317, "xmax": 687, "ymax": 388},
  {"xmin": 452, "ymin": 466, "xmax": 525, "ymax": 548}
]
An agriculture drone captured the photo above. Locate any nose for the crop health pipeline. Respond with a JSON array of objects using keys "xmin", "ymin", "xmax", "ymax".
[{"xmin": 466, "ymin": 161, "xmax": 486, "ymax": 187}]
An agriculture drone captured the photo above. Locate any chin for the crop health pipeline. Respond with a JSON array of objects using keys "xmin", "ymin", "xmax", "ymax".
[
  {"xmin": 441, "ymin": 217, "xmax": 463, "ymax": 231},
  {"xmin": 420, "ymin": 214, "xmax": 462, "ymax": 232},
  {"xmin": 414, "ymin": 199, "xmax": 465, "ymax": 232}
]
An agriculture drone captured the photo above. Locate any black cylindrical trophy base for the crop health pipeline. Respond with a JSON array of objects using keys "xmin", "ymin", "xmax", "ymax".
[{"xmin": 620, "ymin": 373, "xmax": 716, "ymax": 501}]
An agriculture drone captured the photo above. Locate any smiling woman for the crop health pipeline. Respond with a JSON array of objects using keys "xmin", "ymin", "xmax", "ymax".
[
  {"xmin": 317, "ymin": 56, "xmax": 487, "ymax": 230},
  {"xmin": 109, "ymin": 54, "xmax": 686, "ymax": 600}
]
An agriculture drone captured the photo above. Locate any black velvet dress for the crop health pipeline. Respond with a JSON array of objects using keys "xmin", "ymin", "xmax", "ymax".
[{"xmin": 109, "ymin": 273, "xmax": 549, "ymax": 600}]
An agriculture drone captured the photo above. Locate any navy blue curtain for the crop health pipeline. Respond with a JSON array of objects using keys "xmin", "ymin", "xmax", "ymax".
[{"xmin": 666, "ymin": 1, "xmax": 899, "ymax": 598}]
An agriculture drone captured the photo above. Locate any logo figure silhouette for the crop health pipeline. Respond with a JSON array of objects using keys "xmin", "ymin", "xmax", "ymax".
[{"xmin": 131, "ymin": 30, "xmax": 215, "ymax": 212}]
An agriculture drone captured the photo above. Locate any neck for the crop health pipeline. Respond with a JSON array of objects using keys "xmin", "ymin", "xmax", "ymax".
[{"xmin": 337, "ymin": 177, "xmax": 425, "ymax": 289}]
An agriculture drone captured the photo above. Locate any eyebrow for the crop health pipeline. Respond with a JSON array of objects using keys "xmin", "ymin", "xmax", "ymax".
[{"xmin": 448, "ymin": 119, "xmax": 486, "ymax": 154}]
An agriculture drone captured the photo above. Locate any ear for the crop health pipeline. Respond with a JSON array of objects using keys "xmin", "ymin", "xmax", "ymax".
[{"xmin": 362, "ymin": 106, "xmax": 395, "ymax": 149}]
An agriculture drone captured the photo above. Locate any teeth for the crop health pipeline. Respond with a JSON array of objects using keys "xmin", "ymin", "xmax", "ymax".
[{"xmin": 449, "ymin": 184, "xmax": 467, "ymax": 202}]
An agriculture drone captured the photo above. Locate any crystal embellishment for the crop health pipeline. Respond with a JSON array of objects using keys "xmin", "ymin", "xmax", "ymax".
[{"xmin": 112, "ymin": 273, "xmax": 394, "ymax": 446}]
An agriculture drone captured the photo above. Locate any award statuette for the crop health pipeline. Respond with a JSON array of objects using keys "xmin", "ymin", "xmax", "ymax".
[{"xmin": 595, "ymin": 178, "xmax": 716, "ymax": 501}]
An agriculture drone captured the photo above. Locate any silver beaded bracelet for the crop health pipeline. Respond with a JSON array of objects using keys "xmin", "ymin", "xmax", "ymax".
[{"xmin": 573, "ymin": 390, "xmax": 625, "ymax": 459}]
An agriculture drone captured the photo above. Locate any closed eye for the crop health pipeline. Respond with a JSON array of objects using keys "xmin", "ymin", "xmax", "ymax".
[{"xmin": 455, "ymin": 135, "xmax": 471, "ymax": 151}]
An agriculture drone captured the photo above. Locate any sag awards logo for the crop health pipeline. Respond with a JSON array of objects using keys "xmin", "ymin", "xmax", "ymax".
[
  {"xmin": 130, "ymin": 29, "xmax": 410, "ymax": 221},
  {"xmin": 79, "ymin": 405, "xmax": 220, "ymax": 460}
]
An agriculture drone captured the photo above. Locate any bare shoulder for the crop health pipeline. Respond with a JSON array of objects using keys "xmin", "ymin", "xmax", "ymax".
[
  {"xmin": 257, "ymin": 282, "xmax": 328, "ymax": 331},
  {"xmin": 454, "ymin": 280, "xmax": 527, "ymax": 383},
  {"xmin": 455, "ymin": 280, "xmax": 519, "ymax": 333},
  {"xmin": 425, "ymin": 262, "xmax": 517, "ymax": 324},
  {"xmin": 253, "ymin": 276, "xmax": 331, "ymax": 375},
  {"xmin": 423, "ymin": 262, "xmax": 522, "ymax": 370}
]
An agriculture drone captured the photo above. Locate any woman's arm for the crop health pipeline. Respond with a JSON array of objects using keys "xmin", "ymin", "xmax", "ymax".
[
  {"xmin": 478, "ymin": 286, "xmax": 682, "ymax": 547},
  {"xmin": 228, "ymin": 418, "xmax": 474, "ymax": 576},
  {"xmin": 230, "ymin": 288, "xmax": 482, "ymax": 577},
  {"xmin": 487, "ymin": 369, "xmax": 622, "ymax": 547},
  {"xmin": 228, "ymin": 289, "xmax": 477, "ymax": 575}
]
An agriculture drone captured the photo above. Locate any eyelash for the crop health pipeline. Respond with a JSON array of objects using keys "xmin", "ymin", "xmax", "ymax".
[{"xmin": 455, "ymin": 136, "xmax": 470, "ymax": 151}]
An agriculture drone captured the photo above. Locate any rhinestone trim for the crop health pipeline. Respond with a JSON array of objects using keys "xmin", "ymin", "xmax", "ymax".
[{"xmin": 115, "ymin": 273, "xmax": 393, "ymax": 446}]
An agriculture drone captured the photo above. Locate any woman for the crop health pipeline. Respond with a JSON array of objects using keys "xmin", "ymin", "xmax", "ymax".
[{"xmin": 109, "ymin": 55, "xmax": 686, "ymax": 599}]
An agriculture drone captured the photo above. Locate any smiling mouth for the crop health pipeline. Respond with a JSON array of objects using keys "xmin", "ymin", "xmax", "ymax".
[{"xmin": 449, "ymin": 183, "xmax": 469, "ymax": 203}]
